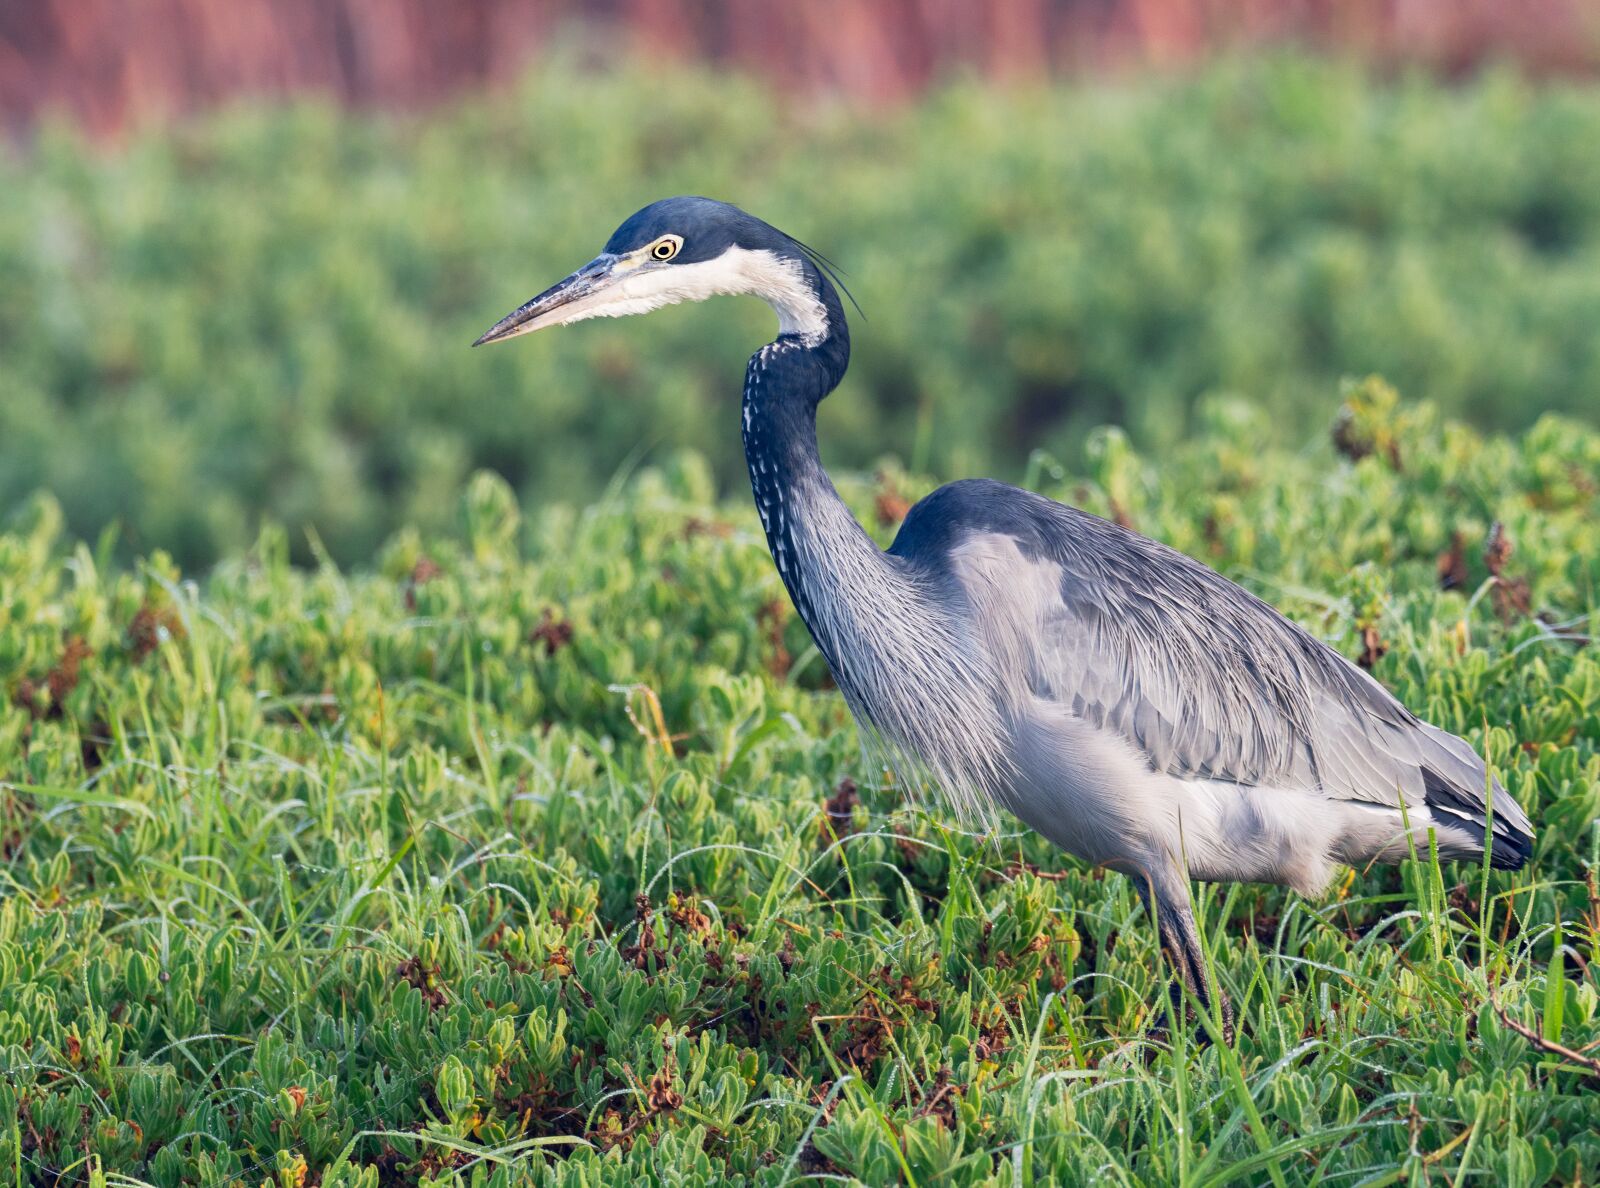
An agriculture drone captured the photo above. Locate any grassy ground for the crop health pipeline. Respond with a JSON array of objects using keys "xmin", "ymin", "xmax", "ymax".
[{"xmin": 3, "ymin": 384, "xmax": 1599, "ymax": 1186}]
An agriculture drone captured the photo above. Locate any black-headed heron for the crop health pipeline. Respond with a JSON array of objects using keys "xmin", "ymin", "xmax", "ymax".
[{"xmin": 475, "ymin": 196, "xmax": 1534, "ymax": 1042}]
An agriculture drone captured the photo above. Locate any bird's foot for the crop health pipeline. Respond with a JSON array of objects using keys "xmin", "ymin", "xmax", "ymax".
[{"xmin": 1145, "ymin": 988, "xmax": 1236, "ymax": 1048}]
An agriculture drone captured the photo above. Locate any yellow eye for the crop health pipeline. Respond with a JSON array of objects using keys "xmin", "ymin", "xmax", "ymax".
[{"xmin": 651, "ymin": 236, "xmax": 681, "ymax": 261}]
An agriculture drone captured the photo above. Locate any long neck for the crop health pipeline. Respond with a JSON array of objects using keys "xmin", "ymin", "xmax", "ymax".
[
  {"xmin": 739, "ymin": 313, "xmax": 1012, "ymax": 816},
  {"xmin": 740, "ymin": 320, "xmax": 867, "ymax": 675},
  {"xmin": 738, "ymin": 284, "xmax": 1013, "ymax": 815}
]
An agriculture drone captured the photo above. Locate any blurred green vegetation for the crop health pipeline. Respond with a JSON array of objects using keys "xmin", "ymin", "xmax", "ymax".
[
  {"xmin": 4, "ymin": 57, "xmax": 1600, "ymax": 568},
  {"xmin": 3, "ymin": 389, "xmax": 1598, "ymax": 1184}
]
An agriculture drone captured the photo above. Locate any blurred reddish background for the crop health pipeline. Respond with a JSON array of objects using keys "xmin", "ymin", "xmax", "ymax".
[{"xmin": 4, "ymin": 0, "xmax": 1600, "ymax": 139}]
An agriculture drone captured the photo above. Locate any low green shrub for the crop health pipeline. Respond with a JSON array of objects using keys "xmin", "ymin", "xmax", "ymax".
[
  {"xmin": 2, "ymin": 390, "xmax": 1597, "ymax": 1184},
  {"xmin": 5, "ymin": 58, "xmax": 1600, "ymax": 566}
]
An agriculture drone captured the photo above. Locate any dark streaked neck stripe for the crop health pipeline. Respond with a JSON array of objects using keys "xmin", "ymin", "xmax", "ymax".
[
  {"xmin": 741, "ymin": 337, "xmax": 835, "ymax": 664},
  {"xmin": 737, "ymin": 330, "xmax": 1014, "ymax": 817}
]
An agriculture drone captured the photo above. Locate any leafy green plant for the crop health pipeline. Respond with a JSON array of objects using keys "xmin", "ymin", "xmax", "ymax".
[
  {"xmin": 3, "ymin": 390, "xmax": 1597, "ymax": 1184},
  {"xmin": 5, "ymin": 58, "xmax": 1600, "ymax": 566}
]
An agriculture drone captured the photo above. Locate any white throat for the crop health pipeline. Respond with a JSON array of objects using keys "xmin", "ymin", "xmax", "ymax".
[
  {"xmin": 710, "ymin": 247, "xmax": 830, "ymax": 341},
  {"xmin": 602, "ymin": 246, "xmax": 830, "ymax": 342}
]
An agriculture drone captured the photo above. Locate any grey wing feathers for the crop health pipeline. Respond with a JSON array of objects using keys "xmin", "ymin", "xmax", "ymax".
[
  {"xmin": 1042, "ymin": 505, "xmax": 1530, "ymax": 861},
  {"xmin": 900, "ymin": 480, "xmax": 1532, "ymax": 864}
]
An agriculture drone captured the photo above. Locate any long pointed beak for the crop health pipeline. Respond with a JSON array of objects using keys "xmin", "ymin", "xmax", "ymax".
[{"xmin": 472, "ymin": 254, "xmax": 620, "ymax": 346}]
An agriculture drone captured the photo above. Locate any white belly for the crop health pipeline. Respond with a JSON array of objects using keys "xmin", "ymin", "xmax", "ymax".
[{"xmin": 998, "ymin": 697, "xmax": 1445, "ymax": 897}]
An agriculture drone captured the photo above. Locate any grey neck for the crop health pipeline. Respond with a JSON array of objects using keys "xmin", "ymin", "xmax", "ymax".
[
  {"xmin": 737, "ymin": 330, "xmax": 1012, "ymax": 817},
  {"xmin": 739, "ymin": 333, "xmax": 874, "ymax": 676}
]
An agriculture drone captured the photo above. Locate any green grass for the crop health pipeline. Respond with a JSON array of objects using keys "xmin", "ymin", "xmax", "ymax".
[
  {"xmin": 3, "ymin": 383, "xmax": 1599, "ymax": 1186},
  {"xmin": 7, "ymin": 56, "xmax": 1600, "ymax": 567}
]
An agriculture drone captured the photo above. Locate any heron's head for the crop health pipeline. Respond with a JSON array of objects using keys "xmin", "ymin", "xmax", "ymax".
[{"xmin": 473, "ymin": 196, "xmax": 843, "ymax": 348}]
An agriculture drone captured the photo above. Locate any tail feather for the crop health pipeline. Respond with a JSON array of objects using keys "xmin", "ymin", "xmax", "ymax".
[{"xmin": 1420, "ymin": 759, "xmax": 1533, "ymax": 871}]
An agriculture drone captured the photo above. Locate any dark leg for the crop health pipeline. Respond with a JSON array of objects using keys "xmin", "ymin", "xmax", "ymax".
[{"xmin": 1136, "ymin": 874, "xmax": 1236, "ymax": 1045}]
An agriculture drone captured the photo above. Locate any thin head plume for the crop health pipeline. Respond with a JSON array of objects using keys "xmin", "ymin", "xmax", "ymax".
[{"xmin": 792, "ymin": 234, "xmax": 865, "ymax": 322}]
